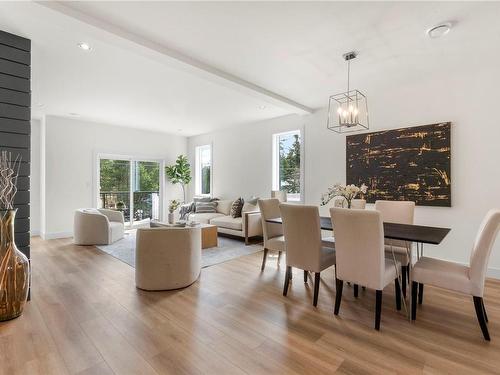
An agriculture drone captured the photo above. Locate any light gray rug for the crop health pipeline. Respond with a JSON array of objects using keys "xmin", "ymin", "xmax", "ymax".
[{"xmin": 96, "ymin": 230, "xmax": 263, "ymax": 268}]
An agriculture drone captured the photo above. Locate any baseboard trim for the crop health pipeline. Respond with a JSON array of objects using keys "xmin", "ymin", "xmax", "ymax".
[
  {"xmin": 41, "ymin": 231, "xmax": 73, "ymax": 240},
  {"xmin": 487, "ymin": 267, "xmax": 500, "ymax": 280},
  {"xmin": 30, "ymin": 230, "xmax": 40, "ymax": 237}
]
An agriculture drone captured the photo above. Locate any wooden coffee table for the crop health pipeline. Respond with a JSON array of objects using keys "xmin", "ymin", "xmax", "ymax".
[{"xmin": 200, "ymin": 224, "xmax": 218, "ymax": 249}]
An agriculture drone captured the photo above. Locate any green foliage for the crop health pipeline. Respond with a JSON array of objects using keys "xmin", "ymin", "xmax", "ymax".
[
  {"xmin": 165, "ymin": 155, "xmax": 192, "ymax": 202},
  {"xmin": 136, "ymin": 162, "xmax": 159, "ymax": 191},
  {"xmin": 201, "ymin": 166, "xmax": 210, "ymax": 194},
  {"xmin": 168, "ymin": 199, "xmax": 181, "ymax": 213},
  {"xmin": 279, "ymin": 134, "xmax": 301, "ymax": 194},
  {"xmin": 99, "ymin": 159, "xmax": 130, "ymax": 192}
]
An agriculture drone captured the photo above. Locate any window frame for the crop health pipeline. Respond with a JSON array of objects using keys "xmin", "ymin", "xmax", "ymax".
[
  {"xmin": 195, "ymin": 144, "xmax": 213, "ymax": 197},
  {"xmin": 272, "ymin": 129, "xmax": 305, "ymax": 203}
]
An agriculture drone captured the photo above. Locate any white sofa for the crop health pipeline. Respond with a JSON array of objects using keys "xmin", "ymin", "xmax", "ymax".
[
  {"xmin": 74, "ymin": 208, "xmax": 125, "ymax": 245},
  {"xmin": 187, "ymin": 199, "xmax": 262, "ymax": 245}
]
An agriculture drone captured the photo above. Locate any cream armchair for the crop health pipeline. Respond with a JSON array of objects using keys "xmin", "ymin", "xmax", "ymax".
[
  {"xmin": 74, "ymin": 208, "xmax": 125, "ymax": 245},
  {"xmin": 135, "ymin": 226, "xmax": 201, "ymax": 291}
]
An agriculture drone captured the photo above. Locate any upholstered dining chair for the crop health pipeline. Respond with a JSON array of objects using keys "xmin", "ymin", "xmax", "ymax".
[
  {"xmin": 331, "ymin": 208, "xmax": 401, "ymax": 330},
  {"xmin": 271, "ymin": 190, "xmax": 287, "ymax": 202},
  {"xmin": 280, "ymin": 204, "xmax": 336, "ymax": 306},
  {"xmin": 258, "ymin": 198, "xmax": 285, "ymax": 270},
  {"xmin": 411, "ymin": 209, "xmax": 500, "ymax": 340},
  {"xmin": 375, "ymin": 200, "xmax": 415, "ymax": 297}
]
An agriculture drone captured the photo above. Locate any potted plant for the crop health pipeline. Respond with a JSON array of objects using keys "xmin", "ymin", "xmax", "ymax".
[
  {"xmin": 168, "ymin": 199, "xmax": 181, "ymax": 224},
  {"xmin": 165, "ymin": 155, "xmax": 192, "ymax": 203},
  {"xmin": 0, "ymin": 151, "xmax": 29, "ymax": 321},
  {"xmin": 321, "ymin": 183, "xmax": 368, "ymax": 208},
  {"xmin": 116, "ymin": 200, "xmax": 126, "ymax": 210}
]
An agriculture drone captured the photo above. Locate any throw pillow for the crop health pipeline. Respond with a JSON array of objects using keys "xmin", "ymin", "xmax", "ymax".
[
  {"xmin": 195, "ymin": 201, "xmax": 217, "ymax": 213},
  {"xmin": 230, "ymin": 197, "xmax": 244, "ymax": 218}
]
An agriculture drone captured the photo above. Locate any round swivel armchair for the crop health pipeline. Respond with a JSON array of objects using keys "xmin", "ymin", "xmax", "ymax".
[{"xmin": 135, "ymin": 226, "xmax": 201, "ymax": 291}]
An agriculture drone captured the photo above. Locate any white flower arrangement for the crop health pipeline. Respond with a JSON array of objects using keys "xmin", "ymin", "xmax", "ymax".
[{"xmin": 320, "ymin": 183, "xmax": 368, "ymax": 208}]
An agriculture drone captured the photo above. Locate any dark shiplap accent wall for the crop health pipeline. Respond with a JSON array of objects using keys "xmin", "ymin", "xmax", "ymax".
[{"xmin": 0, "ymin": 30, "xmax": 31, "ymax": 261}]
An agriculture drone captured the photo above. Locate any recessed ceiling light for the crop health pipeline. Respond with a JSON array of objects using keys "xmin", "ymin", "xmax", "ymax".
[
  {"xmin": 427, "ymin": 23, "xmax": 452, "ymax": 39},
  {"xmin": 77, "ymin": 42, "xmax": 92, "ymax": 51},
  {"xmin": 69, "ymin": 112, "xmax": 80, "ymax": 116},
  {"xmin": 259, "ymin": 105, "xmax": 267, "ymax": 110}
]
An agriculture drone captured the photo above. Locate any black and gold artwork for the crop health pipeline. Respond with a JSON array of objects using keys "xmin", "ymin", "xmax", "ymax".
[{"xmin": 346, "ymin": 122, "xmax": 451, "ymax": 207}]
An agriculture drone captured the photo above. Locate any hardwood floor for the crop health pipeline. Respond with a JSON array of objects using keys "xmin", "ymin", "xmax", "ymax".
[{"xmin": 2, "ymin": 237, "xmax": 500, "ymax": 374}]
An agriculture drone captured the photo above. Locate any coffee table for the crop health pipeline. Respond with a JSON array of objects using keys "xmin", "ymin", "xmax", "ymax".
[{"xmin": 200, "ymin": 224, "xmax": 218, "ymax": 249}]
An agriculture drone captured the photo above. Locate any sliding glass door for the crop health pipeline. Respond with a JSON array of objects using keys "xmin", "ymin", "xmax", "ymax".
[{"xmin": 98, "ymin": 156, "xmax": 163, "ymax": 227}]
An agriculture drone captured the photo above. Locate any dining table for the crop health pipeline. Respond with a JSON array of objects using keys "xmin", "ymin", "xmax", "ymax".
[{"xmin": 266, "ymin": 216, "xmax": 451, "ymax": 320}]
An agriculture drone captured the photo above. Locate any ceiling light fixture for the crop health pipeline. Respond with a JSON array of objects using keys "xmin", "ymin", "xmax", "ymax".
[
  {"xmin": 69, "ymin": 112, "xmax": 80, "ymax": 116},
  {"xmin": 327, "ymin": 51, "xmax": 369, "ymax": 133},
  {"xmin": 259, "ymin": 105, "xmax": 267, "ymax": 110},
  {"xmin": 427, "ymin": 23, "xmax": 452, "ymax": 39},
  {"xmin": 77, "ymin": 42, "xmax": 92, "ymax": 51}
]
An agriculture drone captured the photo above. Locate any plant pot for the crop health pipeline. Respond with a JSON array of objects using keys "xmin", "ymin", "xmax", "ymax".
[
  {"xmin": 168, "ymin": 212, "xmax": 175, "ymax": 224},
  {"xmin": 0, "ymin": 209, "xmax": 29, "ymax": 321}
]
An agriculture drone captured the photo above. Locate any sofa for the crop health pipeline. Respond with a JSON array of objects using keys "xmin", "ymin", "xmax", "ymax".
[
  {"xmin": 135, "ymin": 226, "xmax": 201, "ymax": 290},
  {"xmin": 74, "ymin": 208, "xmax": 125, "ymax": 245},
  {"xmin": 187, "ymin": 199, "xmax": 262, "ymax": 245}
]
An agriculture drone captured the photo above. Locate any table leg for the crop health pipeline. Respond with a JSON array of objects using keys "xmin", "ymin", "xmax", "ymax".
[{"xmin": 407, "ymin": 242, "xmax": 414, "ymax": 321}]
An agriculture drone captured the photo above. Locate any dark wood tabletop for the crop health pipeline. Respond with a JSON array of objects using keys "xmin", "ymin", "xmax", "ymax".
[{"xmin": 266, "ymin": 217, "xmax": 451, "ymax": 245}]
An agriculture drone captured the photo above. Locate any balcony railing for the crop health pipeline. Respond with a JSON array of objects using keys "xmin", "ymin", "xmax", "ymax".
[{"xmin": 100, "ymin": 191, "xmax": 160, "ymax": 222}]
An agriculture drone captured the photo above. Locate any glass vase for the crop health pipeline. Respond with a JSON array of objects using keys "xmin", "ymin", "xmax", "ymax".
[{"xmin": 0, "ymin": 209, "xmax": 30, "ymax": 321}]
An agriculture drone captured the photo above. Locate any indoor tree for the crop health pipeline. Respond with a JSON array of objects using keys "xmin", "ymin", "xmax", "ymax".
[{"xmin": 165, "ymin": 155, "xmax": 192, "ymax": 203}]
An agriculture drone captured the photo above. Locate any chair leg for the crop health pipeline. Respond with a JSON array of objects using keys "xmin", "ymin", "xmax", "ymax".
[
  {"xmin": 473, "ymin": 296, "xmax": 490, "ymax": 341},
  {"xmin": 277, "ymin": 251, "xmax": 282, "ymax": 265},
  {"xmin": 482, "ymin": 299, "xmax": 489, "ymax": 323},
  {"xmin": 401, "ymin": 265, "xmax": 407, "ymax": 298},
  {"xmin": 334, "ymin": 278, "xmax": 343, "ymax": 315},
  {"xmin": 395, "ymin": 278, "xmax": 401, "ymax": 311},
  {"xmin": 411, "ymin": 282, "xmax": 418, "ymax": 320},
  {"xmin": 375, "ymin": 290, "xmax": 382, "ymax": 330},
  {"xmin": 354, "ymin": 284, "xmax": 359, "ymax": 298},
  {"xmin": 261, "ymin": 248, "xmax": 268, "ymax": 271},
  {"xmin": 313, "ymin": 272, "xmax": 321, "ymax": 307},
  {"xmin": 303, "ymin": 270, "xmax": 308, "ymax": 283},
  {"xmin": 283, "ymin": 266, "xmax": 291, "ymax": 296},
  {"xmin": 418, "ymin": 283, "xmax": 424, "ymax": 305}
]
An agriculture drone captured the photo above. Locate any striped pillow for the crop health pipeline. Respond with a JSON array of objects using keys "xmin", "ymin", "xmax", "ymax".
[{"xmin": 195, "ymin": 201, "xmax": 217, "ymax": 213}]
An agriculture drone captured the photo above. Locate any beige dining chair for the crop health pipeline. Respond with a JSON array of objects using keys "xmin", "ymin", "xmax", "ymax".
[
  {"xmin": 331, "ymin": 208, "xmax": 401, "ymax": 330},
  {"xmin": 411, "ymin": 209, "xmax": 500, "ymax": 340},
  {"xmin": 271, "ymin": 190, "xmax": 287, "ymax": 202},
  {"xmin": 258, "ymin": 198, "xmax": 285, "ymax": 270},
  {"xmin": 375, "ymin": 200, "xmax": 415, "ymax": 297},
  {"xmin": 280, "ymin": 204, "xmax": 336, "ymax": 306}
]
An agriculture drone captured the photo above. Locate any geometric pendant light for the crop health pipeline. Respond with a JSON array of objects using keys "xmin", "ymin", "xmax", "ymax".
[{"xmin": 327, "ymin": 51, "xmax": 369, "ymax": 133}]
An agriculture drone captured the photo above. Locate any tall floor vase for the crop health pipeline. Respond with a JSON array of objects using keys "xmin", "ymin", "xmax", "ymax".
[{"xmin": 0, "ymin": 209, "xmax": 29, "ymax": 321}]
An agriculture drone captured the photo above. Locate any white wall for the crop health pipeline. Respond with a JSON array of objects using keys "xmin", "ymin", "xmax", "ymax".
[
  {"xmin": 188, "ymin": 65, "xmax": 500, "ymax": 277},
  {"xmin": 30, "ymin": 119, "xmax": 41, "ymax": 236},
  {"xmin": 40, "ymin": 116, "xmax": 187, "ymax": 238}
]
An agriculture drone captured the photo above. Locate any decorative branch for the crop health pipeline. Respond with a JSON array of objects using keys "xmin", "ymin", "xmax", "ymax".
[{"xmin": 0, "ymin": 151, "xmax": 22, "ymax": 210}]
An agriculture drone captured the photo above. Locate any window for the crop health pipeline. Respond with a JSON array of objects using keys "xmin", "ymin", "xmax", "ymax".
[
  {"xmin": 195, "ymin": 144, "xmax": 212, "ymax": 196},
  {"xmin": 97, "ymin": 156, "xmax": 162, "ymax": 227},
  {"xmin": 273, "ymin": 130, "xmax": 303, "ymax": 202}
]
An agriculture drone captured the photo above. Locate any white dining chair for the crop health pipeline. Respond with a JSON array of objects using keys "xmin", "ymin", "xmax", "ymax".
[
  {"xmin": 375, "ymin": 200, "xmax": 415, "ymax": 297},
  {"xmin": 331, "ymin": 208, "xmax": 401, "ymax": 330},
  {"xmin": 258, "ymin": 198, "xmax": 285, "ymax": 270},
  {"xmin": 411, "ymin": 209, "xmax": 500, "ymax": 340},
  {"xmin": 280, "ymin": 204, "xmax": 336, "ymax": 306}
]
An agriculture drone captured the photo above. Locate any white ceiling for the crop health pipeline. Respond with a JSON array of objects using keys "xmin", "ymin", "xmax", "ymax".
[{"xmin": 1, "ymin": 1, "xmax": 499, "ymax": 136}]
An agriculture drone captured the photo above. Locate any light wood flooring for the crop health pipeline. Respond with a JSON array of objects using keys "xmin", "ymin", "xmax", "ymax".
[{"xmin": 1, "ymin": 236, "xmax": 500, "ymax": 374}]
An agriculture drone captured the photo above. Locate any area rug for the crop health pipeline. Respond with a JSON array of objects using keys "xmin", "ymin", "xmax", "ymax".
[{"xmin": 96, "ymin": 230, "xmax": 263, "ymax": 268}]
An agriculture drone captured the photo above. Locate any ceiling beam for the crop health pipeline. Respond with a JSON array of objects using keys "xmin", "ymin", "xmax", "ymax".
[{"xmin": 36, "ymin": 1, "xmax": 313, "ymax": 115}]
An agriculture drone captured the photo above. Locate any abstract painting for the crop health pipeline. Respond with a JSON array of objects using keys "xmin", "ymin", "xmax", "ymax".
[{"xmin": 346, "ymin": 122, "xmax": 451, "ymax": 207}]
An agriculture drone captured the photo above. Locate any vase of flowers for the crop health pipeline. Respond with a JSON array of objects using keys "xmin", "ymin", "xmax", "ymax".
[
  {"xmin": 321, "ymin": 183, "xmax": 368, "ymax": 209},
  {"xmin": 0, "ymin": 151, "xmax": 29, "ymax": 321},
  {"xmin": 168, "ymin": 199, "xmax": 181, "ymax": 224}
]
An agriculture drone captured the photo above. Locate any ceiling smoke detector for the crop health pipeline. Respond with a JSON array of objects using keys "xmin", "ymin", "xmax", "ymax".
[
  {"xmin": 427, "ymin": 23, "xmax": 452, "ymax": 39},
  {"xmin": 77, "ymin": 42, "xmax": 92, "ymax": 51}
]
